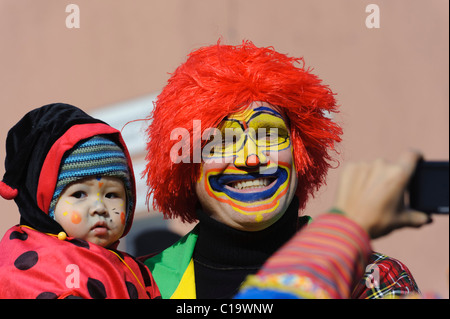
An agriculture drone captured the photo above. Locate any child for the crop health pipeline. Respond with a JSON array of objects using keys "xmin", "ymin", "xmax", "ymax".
[{"xmin": 0, "ymin": 103, "xmax": 161, "ymax": 299}]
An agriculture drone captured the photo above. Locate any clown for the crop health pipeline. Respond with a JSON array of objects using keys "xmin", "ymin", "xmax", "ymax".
[{"xmin": 142, "ymin": 41, "xmax": 419, "ymax": 299}]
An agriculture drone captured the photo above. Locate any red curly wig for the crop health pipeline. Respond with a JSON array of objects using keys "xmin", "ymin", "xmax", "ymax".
[{"xmin": 144, "ymin": 40, "xmax": 342, "ymax": 223}]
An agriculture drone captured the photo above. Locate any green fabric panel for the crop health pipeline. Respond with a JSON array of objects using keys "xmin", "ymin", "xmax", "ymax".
[{"xmin": 144, "ymin": 227, "xmax": 199, "ymax": 299}]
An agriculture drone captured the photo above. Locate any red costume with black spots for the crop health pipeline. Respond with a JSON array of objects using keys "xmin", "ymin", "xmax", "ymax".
[
  {"xmin": 1, "ymin": 226, "xmax": 158, "ymax": 299},
  {"xmin": 0, "ymin": 104, "xmax": 160, "ymax": 299}
]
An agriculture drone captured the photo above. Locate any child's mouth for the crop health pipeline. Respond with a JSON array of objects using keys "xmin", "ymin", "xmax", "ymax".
[{"xmin": 91, "ymin": 221, "xmax": 109, "ymax": 235}]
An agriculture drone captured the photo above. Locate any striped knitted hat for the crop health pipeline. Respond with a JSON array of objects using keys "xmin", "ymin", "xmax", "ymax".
[{"xmin": 48, "ymin": 135, "xmax": 133, "ymax": 219}]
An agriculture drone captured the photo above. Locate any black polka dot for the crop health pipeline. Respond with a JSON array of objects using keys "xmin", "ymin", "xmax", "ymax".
[
  {"xmin": 87, "ymin": 277, "xmax": 107, "ymax": 299},
  {"xmin": 36, "ymin": 292, "xmax": 57, "ymax": 299},
  {"xmin": 126, "ymin": 281, "xmax": 138, "ymax": 299},
  {"xmin": 14, "ymin": 251, "xmax": 38, "ymax": 270},
  {"xmin": 68, "ymin": 238, "xmax": 90, "ymax": 249},
  {"xmin": 64, "ymin": 295, "xmax": 83, "ymax": 299},
  {"xmin": 137, "ymin": 262, "xmax": 152, "ymax": 286},
  {"xmin": 10, "ymin": 231, "xmax": 28, "ymax": 241}
]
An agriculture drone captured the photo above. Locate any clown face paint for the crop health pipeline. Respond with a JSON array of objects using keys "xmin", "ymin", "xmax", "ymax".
[
  {"xmin": 195, "ymin": 102, "xmax": 298, "ymax": 231},
  {"xmin": 54, "ymin": 176, "xmax": 127, "ymax": 247}
]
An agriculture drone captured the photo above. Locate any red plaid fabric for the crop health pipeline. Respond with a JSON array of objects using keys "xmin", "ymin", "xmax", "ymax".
[{"xmin": 351, "ymin": 252, "xmax": 420, "ymax": 299}]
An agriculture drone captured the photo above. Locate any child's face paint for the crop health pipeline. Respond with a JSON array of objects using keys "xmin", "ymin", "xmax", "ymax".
[
  {"xmin": 195, "ymin": 102, "xmax": 298, "ymax": 231},
  {"xmin": 71, "ymin": 211, "xmax": 82, "ymax": 224},
  {"xmin": 120, "ymin": 211, "xmax": 126, "ymax": 225},
  {"xmin": 53, "ymin": 176, "xmax": 127, "ymax": 247}
]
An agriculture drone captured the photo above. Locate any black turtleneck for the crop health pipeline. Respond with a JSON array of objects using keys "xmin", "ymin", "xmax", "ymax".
[{"xmin": 193, "ymin": 196, "xmax": 308, "ymax": 299}]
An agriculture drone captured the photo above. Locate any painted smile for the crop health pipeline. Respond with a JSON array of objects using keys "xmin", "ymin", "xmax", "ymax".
[
  {"xmin": 226, "ymin": 177, "xmax": 276, "ymax": 192},
  {"xmin": 208, "ymin": 167, "xmax": 288, "ymax": 203}
]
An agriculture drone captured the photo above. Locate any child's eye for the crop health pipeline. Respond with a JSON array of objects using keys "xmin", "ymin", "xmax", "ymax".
[
  {"xmin": 71, "ymin": 191, "xmax": 86, "ymax": 199},
  {"xmin": 105, "ymin": 192, "xmax": 120, "ymax": 199}
]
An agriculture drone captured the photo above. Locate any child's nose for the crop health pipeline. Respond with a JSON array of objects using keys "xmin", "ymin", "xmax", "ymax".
[{"xmin": 90, "ymin": 198, "xmax": 107, "ymax": 215}]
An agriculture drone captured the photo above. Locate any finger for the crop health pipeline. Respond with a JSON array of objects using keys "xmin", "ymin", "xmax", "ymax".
[
  {"xmin": 395, "ymin": 209, "xmax": 431, "ymax": 228},
  {"xmin": 335, "ymin": 162, "xmax": 369, "ymax": 206},
  {"xmin": 365, "ymin": 158, "xmax": 388, "ymax": 186},
  {"xmin": 397, "ymin": 150, "xmax": 423, "ymax": 179},
  {"xmin": 335, "ymin": 163, "xmax": 358, "ymax": 196},
  {"xmin": 383, "ymin": 151, "xmax": 423, "ymax": 195}
]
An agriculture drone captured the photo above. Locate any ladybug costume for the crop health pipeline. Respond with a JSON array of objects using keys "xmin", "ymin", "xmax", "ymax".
[{"xmin": 0, "ymin": 103, "xmax": 160, "ymax": 299}]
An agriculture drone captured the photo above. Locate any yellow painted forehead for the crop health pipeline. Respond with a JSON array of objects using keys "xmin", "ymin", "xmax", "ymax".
[
  {"xmin": 228, "ymin": 108, "xmax": 254, "ymax": 122},
  {"xmin": 227, "ymin": 103, "xmax": 286, "ymax": 122},
  {"xmin": 222, "ymin": 105, "xmax": 288, "ymax": 132}
]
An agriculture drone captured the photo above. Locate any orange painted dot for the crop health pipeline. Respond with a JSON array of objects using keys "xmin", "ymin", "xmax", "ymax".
[
  {"xmin": 98, "ymin": 182, "xmax": 104, "ymax": 188},
  {"xmin": 71, "ymin": 211, "xmax": 82, "ymax": 224},
  {"xmin": 120, "ymin": 212, "xmax": 126, "ymax": 225}
]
